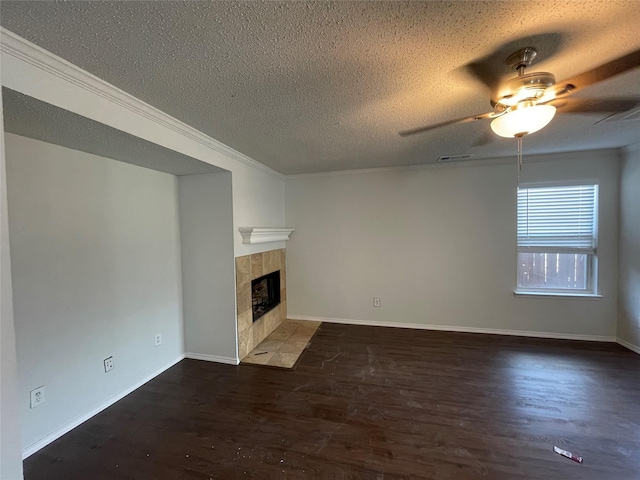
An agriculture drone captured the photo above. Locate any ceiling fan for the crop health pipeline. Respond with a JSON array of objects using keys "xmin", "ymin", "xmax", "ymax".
[{"xmin": 399, "ymin": 46, "xmax": 640, "ymax": 139}]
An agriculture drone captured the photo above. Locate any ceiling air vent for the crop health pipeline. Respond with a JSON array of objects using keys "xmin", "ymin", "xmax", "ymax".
[{"xmin": 437, "ymin": 154, "xmax": 474, "ymax": 162}]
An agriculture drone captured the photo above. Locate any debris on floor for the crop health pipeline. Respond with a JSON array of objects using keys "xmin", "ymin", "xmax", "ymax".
[
  {"xmin": 554, "ymin": 446, "xmax": 583, "ymax": 464},
  {"xmin": 241, "ymin": 319, "xmax": 322, "ymax": 368}
]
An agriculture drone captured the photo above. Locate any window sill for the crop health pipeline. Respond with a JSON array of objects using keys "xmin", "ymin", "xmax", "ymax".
[{"xmin": 514, "ymin": 291, "xmax": 603, "ymax": 300}]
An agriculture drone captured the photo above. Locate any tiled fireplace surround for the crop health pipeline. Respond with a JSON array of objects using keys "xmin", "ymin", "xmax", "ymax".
[{"xmin": 235, "ymin": 248, "xmax": 287, "ymax": 360}]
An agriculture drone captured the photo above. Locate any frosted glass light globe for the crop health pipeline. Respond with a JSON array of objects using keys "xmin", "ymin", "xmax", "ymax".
[{"xmin": 491, "ymin": 104, "xmax": 556, "ymax": 138}]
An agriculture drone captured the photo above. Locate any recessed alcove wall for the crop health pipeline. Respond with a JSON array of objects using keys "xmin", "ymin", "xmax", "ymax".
[
  {"xmin": 0, "ymin": 37, "xmax": 287, "ymax": 465},
  {"xmin": 178, "ymin": 172, "xmax": 237, "ymax": 363},
  {"xmin": 236, "ymin": 249, "xmax": 287, "ymax": 359}
]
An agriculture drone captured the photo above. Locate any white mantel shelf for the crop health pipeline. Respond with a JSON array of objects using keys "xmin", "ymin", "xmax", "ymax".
[{"xmin": 238, "ymin": 227, "xmax": 295, "ymax": 244}]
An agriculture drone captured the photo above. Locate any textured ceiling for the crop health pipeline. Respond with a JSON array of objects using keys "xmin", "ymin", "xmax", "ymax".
[
  {"xmin": 2, "ymin": 88, "xmax": 223, "ymax": 176},
  {"xmin": 1, "ymin": 1, "xmax": 639, "ymax": 174}
]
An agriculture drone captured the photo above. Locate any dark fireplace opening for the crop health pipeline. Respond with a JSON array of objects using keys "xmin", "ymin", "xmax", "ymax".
[{"xmin": 251, "ymin": 271, "xmax": 281, "ymax": 322}]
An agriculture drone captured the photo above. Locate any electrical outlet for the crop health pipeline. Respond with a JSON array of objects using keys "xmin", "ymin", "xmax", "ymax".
[
  {"xmin": 154, "ymin": 333, "xmax": 162, "ymax": 347},
  {"xmin": 374, "ymin": 297, "xmax": 381, "ymax": 307},
  {"xmin": 30, "ymin": 386, "xmax": 45, "ymax": 408},
  {"xmin": 104, "ymin": 356, "xmax": 114, "ymax": 373}
]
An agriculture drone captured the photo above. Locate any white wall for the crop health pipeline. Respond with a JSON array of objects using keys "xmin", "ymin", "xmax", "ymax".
[
  {"xmin": 286, "ymin": 150, "xmax": 619, "ymax": 339},
  {"xmin": 6, "ymin": 134, "xmax": 184, "ymax": 454},
  {"xmin": 1, "ymin": 32, "xmax": 287, "ymax": 259},
  {"xmin": 231, "ymin": 162, "xmax": 286, "ymax": 256},
  {"xmin": 617, "ymin": 143, "xmax": 640, "ymax": 350},
  {"xmin": 178, "ymin": 172, "xmax": 237, "ymax": 362},
  {"xmin": 0, "ymin": 94, "xmax": 24, "ymax": 480}
]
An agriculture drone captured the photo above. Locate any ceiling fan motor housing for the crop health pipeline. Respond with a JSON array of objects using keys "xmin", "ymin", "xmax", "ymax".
[{"xmin": 491, "ymin": 72, "xmax": 556, "ymax": 111}]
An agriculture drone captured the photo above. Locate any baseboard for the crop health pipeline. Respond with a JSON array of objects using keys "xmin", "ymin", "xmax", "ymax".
[
  {"xmin": 22, "ymin": 354, "xmax": 185, "ymax": 459},
  {"xmin": 289, "ymin": 315, "xmax": 616, "ymax": 342},
  {"xmin": 616, "ymin": 337, "xmax": 640, "ymax": 355},
  {"xmin": 184, "ymin": 353, "xmax": 239, "ymax": 365}
]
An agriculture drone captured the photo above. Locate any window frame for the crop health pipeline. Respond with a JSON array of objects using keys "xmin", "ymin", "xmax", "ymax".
[{"xmin": 515, "ymin": 182, "xmax": 599, "ymax": 297}]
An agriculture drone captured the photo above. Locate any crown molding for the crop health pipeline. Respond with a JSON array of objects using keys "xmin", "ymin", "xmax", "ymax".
[
  {"xmin": 0, "ymin": 27, "xmax": 285, "ymax": 180},
  {"xmin": 623, "ymin": 141, "xmax": 640, "ymax": 156},
  {"xmin": 286, "ymin": 148, "xmax": 621, "ymax": 180}
]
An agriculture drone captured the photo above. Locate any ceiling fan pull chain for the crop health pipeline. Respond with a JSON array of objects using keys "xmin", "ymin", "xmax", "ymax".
[{"xmin": 517, "ymin": 135, "xmax": 524, "ymax": 185}]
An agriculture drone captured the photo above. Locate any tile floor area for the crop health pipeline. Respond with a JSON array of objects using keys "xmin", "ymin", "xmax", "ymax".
[{"xmin": 241, "ymin": 319, "xmax": 321, "ymax": 368}]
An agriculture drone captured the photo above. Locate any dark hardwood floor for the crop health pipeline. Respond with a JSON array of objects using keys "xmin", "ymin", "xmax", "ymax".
[{"xmin": 24, "ymin": 323, "xmax": 640, "ymax": 479}]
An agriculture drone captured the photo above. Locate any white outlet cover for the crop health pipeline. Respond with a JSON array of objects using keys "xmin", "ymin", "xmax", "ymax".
[
  {"xmin": 30, "ymin": 386, "xmax": 45, "ymax": 408},
  {"xmin": 154, "ymin": 334, "xmax": 162, "ymax": 346},
  {"xmin": 104, "ymin": 357, "xmax": 114, "ymax": 372}
]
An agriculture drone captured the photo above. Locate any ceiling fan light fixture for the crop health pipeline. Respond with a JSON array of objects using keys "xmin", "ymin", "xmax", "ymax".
[{"xmin": 490, "ymin": 104, "xmax": 556, "ymax": 138}]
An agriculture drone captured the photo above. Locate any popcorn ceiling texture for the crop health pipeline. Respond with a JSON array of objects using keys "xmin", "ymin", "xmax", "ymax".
[{"xmin": 1, "ymin": 1, "xmax": 639, "ymax": 174}]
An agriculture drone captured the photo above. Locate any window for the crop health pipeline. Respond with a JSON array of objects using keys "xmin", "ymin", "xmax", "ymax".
[{"xmin": 517, "ymin": 184, "xmax": 598, "ymax": 294}]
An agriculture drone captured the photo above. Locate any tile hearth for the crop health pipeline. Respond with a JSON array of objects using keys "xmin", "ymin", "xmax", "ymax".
[{"xmin": 241, "ymin": 319, "xmax": 321, "ymax": 368}]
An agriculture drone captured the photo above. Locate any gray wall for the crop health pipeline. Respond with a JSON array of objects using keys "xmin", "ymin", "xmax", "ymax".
[
  {"xmin": 617, "ymin": 144, "xmax": 640, "ymax": 349},
  {"xmin": 1, "ymin": 95, "xmax": 24, "ymax": 480},
  {"xmin": 6, "ymin": 133, "xmax": 185, "ymax": 454},
  {"xmin": 285, "ymin": 150, "xmax": 619, "ymax": 339},
  {"xmin": 179, "ymin": 172, "xmax": 237, "ymax": 362}
]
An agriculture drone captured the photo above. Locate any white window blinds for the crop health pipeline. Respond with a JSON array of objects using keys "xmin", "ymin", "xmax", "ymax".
[{"xmin": 517, "ymin": 185, "xmax": 598, "ymax": 253}]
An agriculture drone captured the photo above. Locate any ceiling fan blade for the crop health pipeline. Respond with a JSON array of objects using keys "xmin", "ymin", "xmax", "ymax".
[
  {"xmin": 399, "ymin": 112, "xmax": 495, "ymax": 137},
  {"xmin": 557, "ymin": 48, "xmax": 640, "ymax": 93},
  {"xmin": 552, "ymin": 97, "xmax": 640, "ymax": 114}
]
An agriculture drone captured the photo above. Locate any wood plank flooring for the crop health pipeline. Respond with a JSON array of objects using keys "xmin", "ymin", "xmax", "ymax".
[{"xmin": 24, "ymin": 323, "xmax": 640, "ymax": 479}]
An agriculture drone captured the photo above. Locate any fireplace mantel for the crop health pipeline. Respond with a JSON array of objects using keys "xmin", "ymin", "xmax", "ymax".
[{"xmin": 238, "ymin": 227, "xmax": 295, "ymax": 244}]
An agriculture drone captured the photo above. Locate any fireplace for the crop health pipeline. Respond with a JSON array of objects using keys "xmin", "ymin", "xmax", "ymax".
[
  {"xmin": 251, "ymin": 271, "xmax": 281, "ymax": 322},
  {"xmin": 236, "ymin": 248, "xmax": 287, "ymax": 360}
]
